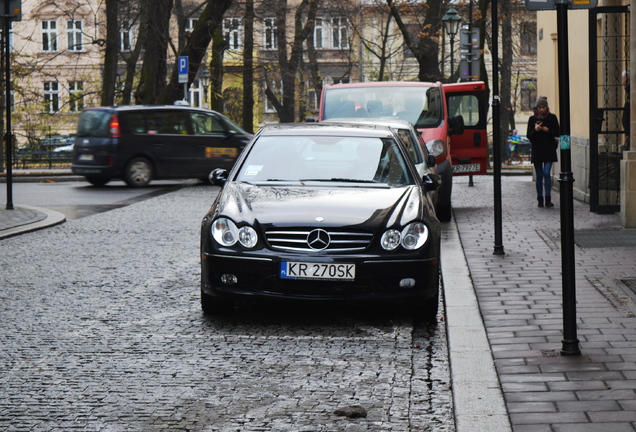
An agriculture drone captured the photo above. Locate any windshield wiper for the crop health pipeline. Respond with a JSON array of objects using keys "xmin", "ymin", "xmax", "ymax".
[{"xmin": 297, "ymin": 178, "xmax": 379, "ymax": 183}]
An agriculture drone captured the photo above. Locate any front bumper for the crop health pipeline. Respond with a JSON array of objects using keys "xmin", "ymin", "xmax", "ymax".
[{"xmin": 201, "ymin": 252, "xmax": 439, "ymax": 303}]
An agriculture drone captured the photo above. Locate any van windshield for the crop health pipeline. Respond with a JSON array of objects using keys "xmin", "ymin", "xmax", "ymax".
[
  {"xmin": 77, "ymin": 110, "xmax": 111, "ymax": 137},
  {"xmin": 322, "ymin": 85, "xmax": 442, "ymax": 129}
]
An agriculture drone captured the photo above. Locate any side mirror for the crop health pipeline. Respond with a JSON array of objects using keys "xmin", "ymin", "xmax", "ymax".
[
  {"xmin": 422, "ymin": 173, "xmax": 441, "ymax": 192},
  {"xmin": 427, "ymin": 154, "xmax": 437, "ymax": 168},
  {"xmin": 209, "ymin": 168, "xmax": 228, "ymax": 186},
  {"xmin": 448, "ymin": 115, "xmax": 465, "ymax": 136}
]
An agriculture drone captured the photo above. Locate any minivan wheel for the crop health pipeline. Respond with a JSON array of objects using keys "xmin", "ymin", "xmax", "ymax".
[
  {"xmin": 125, "ymin": 157, "xmax": 153, "ymax": 187},
  {"xmin": 85, "ymin": 176, "xmax": 110, "ymax": 187}
]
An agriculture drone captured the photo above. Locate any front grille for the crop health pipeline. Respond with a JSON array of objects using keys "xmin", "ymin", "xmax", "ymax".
[{"xmin": 265, "ymin": 228, "xmax": 373, "ymax": 253}]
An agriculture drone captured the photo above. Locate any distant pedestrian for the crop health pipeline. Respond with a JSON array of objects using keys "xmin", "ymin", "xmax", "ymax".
[
  {"xmin": 507, "ymin": 129, "xmax": 521, "ymax": 164},
  {"xmin": 527, "ymin": 96, "xmax": 559, "ymax": 208}
]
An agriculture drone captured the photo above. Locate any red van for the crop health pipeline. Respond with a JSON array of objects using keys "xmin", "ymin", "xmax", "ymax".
[{"xmin": 319, "ymin": 81, "xmax": 488, "ymax": 221}]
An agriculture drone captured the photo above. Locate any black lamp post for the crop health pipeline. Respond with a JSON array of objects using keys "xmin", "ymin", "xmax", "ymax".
[
  {"xmin": 199, "ymin": 67, "xmax": 211, "ymax": 109},
  {"xmin": 442, "ymin": 8, "xmax": 462, "ymax": 82}
]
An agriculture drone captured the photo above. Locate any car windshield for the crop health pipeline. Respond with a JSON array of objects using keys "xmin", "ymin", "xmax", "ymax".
[
  {"xmin": 323, "ymin": 85, "xmax": 442, "ymax": 128},
  {"xmin": 236, "ymin": 135, "xmax": 413, "ymax": 185}
]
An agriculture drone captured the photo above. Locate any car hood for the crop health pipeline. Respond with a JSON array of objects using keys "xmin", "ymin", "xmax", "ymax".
[{"xmin": 215, "ymin": 182, "xmax": 427, "ymax": 229}]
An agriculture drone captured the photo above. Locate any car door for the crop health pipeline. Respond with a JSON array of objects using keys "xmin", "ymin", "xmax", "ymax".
[
  {"xmin": 189, "ymin": 112, "xmax": 243, "ymax": 176},
  {"xmin": 134, "ymin": 109, "xmax": 194, "ymax": 177},
  {"xmin": 443, "ymin": 82, "xmax": 488, "ymax": 176}
]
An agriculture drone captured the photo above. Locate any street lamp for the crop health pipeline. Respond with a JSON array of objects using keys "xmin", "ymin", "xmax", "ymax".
[
  {"xmin": 442, "ymin": 8, "xmax": 462, "ymax": 82},
  {"xmin": 199, "ymin": 67, "xmax": 211, "ymax": 109}
]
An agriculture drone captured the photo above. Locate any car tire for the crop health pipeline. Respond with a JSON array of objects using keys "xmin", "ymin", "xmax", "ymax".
[
  {"xmin": 85, "ymin": 176, "xmax": 111, "ymax": 187},
  {"xmin": 436, "ymin": 203, "xmax": 452, "ymax": 222},
  {"xmin": 124, "ymin": 157, "xmax": 153, "ymax": 187},
  {"xmin": 201, "ymin": 290, "xmax": 234, "ymax": 315},
  {"xmin": 412, "ymin": 264, "xmax": 440, "ymax": 323}
]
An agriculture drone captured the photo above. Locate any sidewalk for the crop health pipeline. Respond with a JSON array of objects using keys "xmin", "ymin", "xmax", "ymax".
[
  {"xmin": 448, "ymin": 174, "xmax": 636, "ymax": 432},
  {"xmin": 0, "ymin": 204, "xmax": 65, "ymax": 239}
]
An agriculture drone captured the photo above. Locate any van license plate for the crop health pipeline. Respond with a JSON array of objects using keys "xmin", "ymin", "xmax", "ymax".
[
  {"xmin": 452, "ymin": 163, "xmax": 481, "ymax": 173},
  {"xmin": 78, "ymin": 154, "xmax": 94, "ymax": 161},
  {"xmin": 280, "ymin": 261, "xmax": 355, "ymax": 281}
]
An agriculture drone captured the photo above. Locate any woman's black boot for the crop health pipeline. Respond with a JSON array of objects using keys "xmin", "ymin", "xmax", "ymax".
[
  {"xmin": 545, "ymin": 196, "xmax": 554, "ymax": 208},
  {"xmin": 538, "ymin": 197, "xmax": 544, "ymax": 208}
]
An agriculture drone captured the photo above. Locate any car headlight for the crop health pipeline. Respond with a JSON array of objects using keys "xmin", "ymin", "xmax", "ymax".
[
  {"xmin": 381, "ymin": 223, "xmax": 429, "ymax": 251},
  {"xmin": 426, "ymin": 139, "xmax": 446, "ymax": 158},
  {"xmin": 211, "ymin": 218, "xmax": 258, "ymax": 248},
  {"xmin": 381, "ymin": 229, "xmax": 401, "ymax": 251},
  {"xmin": 401, "ymin": 222, "xmax": 429, "ymax": 250}
]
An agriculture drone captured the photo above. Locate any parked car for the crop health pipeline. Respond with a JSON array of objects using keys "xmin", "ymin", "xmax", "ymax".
[
  {"xmin": 318, "ymin": 81, "xmax": 488, "ymax": 222},
  {"xmin": 200, "ymin": 122, "xmax": 442, "ymax": 320},
  {"xmin": 72, "ymin": 105, "xmax": 252, "ymax": 187},
  {"xmin": 322, "ymin": 118, "xmax": 439, "ymax": 212}
]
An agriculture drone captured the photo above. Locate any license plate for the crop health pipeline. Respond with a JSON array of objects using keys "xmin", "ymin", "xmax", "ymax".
[
  {"xmin": 280, "ymin": 261, "xmax": 355, "ymax": 281},
  {"xmin": 452, "ymin": 163, "xmax": 481, "ymax": 173},
  {"xmin": 78, "ymin": 154, "xmax": 94, "ymax": 161}
]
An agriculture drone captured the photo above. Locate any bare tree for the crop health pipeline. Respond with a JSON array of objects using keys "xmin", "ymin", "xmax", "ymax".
[
  {"xmin": 262, "ymin": 0, "xmax": 319, "ymax": 122},
  {"xmin": 101, "ymin": 0, "xmax": 119, "ymax": 106},
  {"xmin": 386, "ymin": 0, "xmax": 443, "ymax": 82}
]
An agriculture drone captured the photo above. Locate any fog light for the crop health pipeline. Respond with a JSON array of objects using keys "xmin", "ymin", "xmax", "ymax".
[
  {"xmin": 399, "ymin": 278, "xmax": 416, "ymax": 288},
  {"xmin": 221, "ymin": 274, "xmax": 238, "ymax": 285}
]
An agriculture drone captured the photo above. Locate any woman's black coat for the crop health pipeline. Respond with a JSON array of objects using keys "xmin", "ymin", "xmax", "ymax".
[{"xmin": 527, "ymin": 112, "xmax": 559, "ymax": 164}]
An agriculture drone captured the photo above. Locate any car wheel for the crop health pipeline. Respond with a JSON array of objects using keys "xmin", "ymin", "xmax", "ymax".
[
  {"xmin": 85, "ymin": 176, "xmax": 110, "ymax": 186},
  {"xmin": 201, "ymin": 290, "xmax": 234, "ymax": 315},
  {"xmin": 436, "ymin": 203, "xmax": 452, "ymax": 222},
  {"xmin": 124, "ymin": 157, "xmax": 153, "ymax": 187},
  {"xmin": 412, "ymin": 264, "xmax": 440, "ymax": 323}
]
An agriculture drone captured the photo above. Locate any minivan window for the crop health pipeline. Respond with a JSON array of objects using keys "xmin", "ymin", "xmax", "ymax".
[
  {"xmin": 77, "ymin": 110, "xmax": 111, "ymax": 137},
  {"xmin": 191, "ymin": 113, "xmax": 226, "ymax": 135},
  {"xmin": 322, "ymin": 85, "xmax": 442, "ymax": 129},
  {"xmin": 145, "ymin": 111, "xmax": 189, "ymax": 135}
]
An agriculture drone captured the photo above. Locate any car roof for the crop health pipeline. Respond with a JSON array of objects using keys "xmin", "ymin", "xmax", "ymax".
[
  {"xmin": 322, "ymin": 118, "xmax": 417, "ymax": 131},
  {"xmin": 258, "ymin": 122, "xmax": 396, "ymax": 138},
  {"xmin": 81, "ymin": 105, "xmax": 221, "ymax": 115},
  {"xmin": 324, "ymin": 81, "xmax": 441, "ymax": 89}
]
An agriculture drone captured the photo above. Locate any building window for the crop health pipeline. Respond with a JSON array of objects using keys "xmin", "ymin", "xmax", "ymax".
[
  {"xmin": 0, "ymin": 21, "xmax": 14, "ymax": 51},
  {"xmin": 67, "ymin": 20, "xmax": 83, "ymax": 51},
  {"xmin": 332, "ymin": 17, "xmax": 348, "ymax": 50},
  {"xmin": 264, "ymin": 82, "xmax": 282, "ymax": 113},
  {"xmin": 520, "ymin": 79, "xmax": 537, "ymax": 111},
  {"xmin": 42, "ymin": 20, "xmax": 58, "ymax": 52},
  {"xmin": 313, "ymin": 18, "xmax": 323, "ymax": 49},
  {"xmin": 264, "ymin": 18, "xmax": 278, "ymax": 50},
  {"xmin": 521, "ymin": 22, "xmax": 537, "ymax": 56},
  {"xmin": 44, "ymin": 82, "xmax": 59, "ymax": 113},
  {"xmin": 69, "ymin": 81, "xmax": 84, "ymax": 112},
  {"xmin": 223, "ymin": 18, "xmax": 242, "ymax": 50},
  {"xmin": 120, "ymin": 20, "xmax": 135, "ymax": 52}
]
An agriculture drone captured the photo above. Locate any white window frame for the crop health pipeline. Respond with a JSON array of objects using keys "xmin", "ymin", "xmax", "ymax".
[
  {"xmin": 69, "ymin": 81, "xmax": 84, "ymax": 112},
  {"xmin": 331, "ymin": 17, "xmax": 349, "ymax": 50},
  {"xmin": 42, "ymin": 20, "xmax": 58, "ymax": 52},
  {"xmin": 313, "ymin": 18, "xmax": 323, "ymax": 49},
  {"xmin": 44, "ymin": 82, "xmax": 59, "ymax": 113},
  {"xmin": 223, "ymin": 17, "xmax": 242, "ymax": 50},
  {"xmin": 264, "ymin": 82, "xmax": 283, "ymax": 113},
  {"xmin": 67, "ymin": 19, "xmax": 83, "ymax": 52},
  {"xmin": 120, "ymin": 19, "xmax": 137, "ymax": 52},
  {"xmin": 264, "ymin": 18, "xmax": 278, "ymax": 50}
]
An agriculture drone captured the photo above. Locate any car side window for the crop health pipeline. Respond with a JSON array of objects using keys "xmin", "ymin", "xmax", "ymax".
[
  {"xmin": 394, "ymin": 129, "xmax": 422, "ymax": 164},
  {"xmin": 145, "ymin": 111, "xmax": 189, "ymax": 135},
  {"xmin": 191, "ymin": 113, "xmax": 226, "ymax": 135}
]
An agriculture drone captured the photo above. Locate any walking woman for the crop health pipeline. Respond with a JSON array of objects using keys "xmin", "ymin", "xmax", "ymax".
[{"xmin": 527, "ymin": 96, "xmax": 559, "ymax": 208}]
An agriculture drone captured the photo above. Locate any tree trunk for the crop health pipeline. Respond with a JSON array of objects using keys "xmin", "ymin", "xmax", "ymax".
[
  {"xmin": 209, "ymin": 27, "xmax": 225, "ymax": 112},
  {"xmin": 243, "ymin": 0, "xmax": 254, "ymax": 132},
  {"xmin": 159, "ymin": 0, "xmax": 233, "ymax": 105},
  {"xmin": 138, "ymin": 0, "xmax": 173, "ymax": 104},
  {"xmin": 101, "ymin": 0, "xmax": 119, "ymax": 106},
  {"xmin": 500, "ymin": 0, "xmax": 514, "ymax": 159}
]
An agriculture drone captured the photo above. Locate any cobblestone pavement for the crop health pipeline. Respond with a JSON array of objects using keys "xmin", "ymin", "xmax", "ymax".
[
  {"xmin": 0, "ymin": 185, "xmax": 453, "ymax": 431},
  {"xmin": 451, "ymin": 174, "xmax": 636, "ymax": 432}
]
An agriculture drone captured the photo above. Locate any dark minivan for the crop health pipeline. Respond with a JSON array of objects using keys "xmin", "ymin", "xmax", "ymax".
[{"xmin": 72, "ymin": 105, "xmax": 252, "ymax": 187}]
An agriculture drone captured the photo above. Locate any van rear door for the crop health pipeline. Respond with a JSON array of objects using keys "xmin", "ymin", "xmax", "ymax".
[{"xmin": 443, "ymin": 82, "xmax": 488, "ymax": 176}]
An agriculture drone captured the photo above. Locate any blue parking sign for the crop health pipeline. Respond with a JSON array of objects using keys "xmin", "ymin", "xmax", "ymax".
[{"xmin": 178, "ymin": 56, "xmax": 188, "ymax": 74}]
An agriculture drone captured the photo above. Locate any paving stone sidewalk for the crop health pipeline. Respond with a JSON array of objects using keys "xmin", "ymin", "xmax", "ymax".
[{"xmin": 451, "ymin": 174, "xmax": 636, "ymax": 432}]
